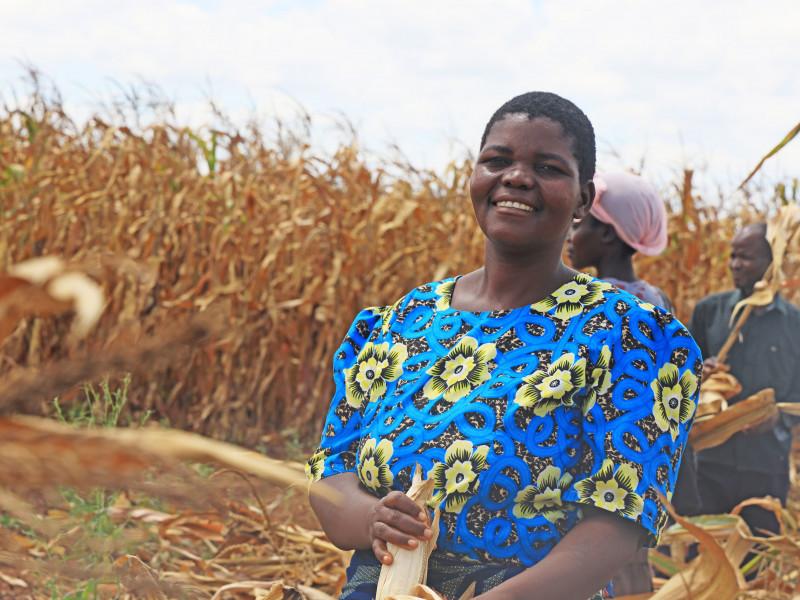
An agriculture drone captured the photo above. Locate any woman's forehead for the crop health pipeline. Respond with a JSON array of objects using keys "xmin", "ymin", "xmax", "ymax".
[{"xmin": 483, "ymin": 114, "xmax": 576, "ymax": 156}]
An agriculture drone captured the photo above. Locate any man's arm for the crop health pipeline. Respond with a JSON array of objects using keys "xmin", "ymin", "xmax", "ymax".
[
  {"xmin": 779, "ymin": 335, "xmax": 800, "ymax": 429},
  {"xmin": 475, "ymin": 506, "xmax": 643, "ymax": 600}
]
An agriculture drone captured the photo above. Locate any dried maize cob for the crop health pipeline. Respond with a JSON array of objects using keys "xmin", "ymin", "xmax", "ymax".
[{"xmin": 377, "ymin": 465, "xmax": 440, "ymax": 600}]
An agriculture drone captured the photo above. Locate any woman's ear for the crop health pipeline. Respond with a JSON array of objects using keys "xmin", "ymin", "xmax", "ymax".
[
  {"xmin": 599, "ymin": 222, "xmax": 617, "ymax": 244},
  {"xmin": 574, "ymin": 180, "xmax": 595, "ymax": 220}
]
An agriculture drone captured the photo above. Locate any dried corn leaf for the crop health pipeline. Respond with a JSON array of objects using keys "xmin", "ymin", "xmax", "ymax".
[
  {"xmin": 732, "ymin": 496, "xmax": 787, "ymax": 537},
  {"xmin": 697, "ymin": 372, "xmax": 740, "ymax": 419},
  {"xmin": 386, "ymin": 584, "xmax": 446, "ymax": 600},
  {"xmin": 739, "ymin": 121, "xmax": 800, "ymax": 189},
  {"xmin": 2, "ymin": 256, "xmax": 105, "ymax": 341},
  {"xmin": 689, "ymin": 388, "xmax": 776, "ymax": 452},
  {"xmin": 730, "ymin": 280, "xmax": 774, "ymax": 326},
  {"xmin": 0, "ymin": 277, "xmax": 71, "ymax": 342},
  {"xmin": 766, "ymin": 204, "xmax": 800, "ymax": 279},
  {"xmin": 645, "ymin": 502, "xmax": 749, "ymax": 599},
  {"xmin": 1, "ymin": 415, "xmax": 316, "ymax": 494},
  {"xmin": 7, "ymin": 256, "xmax": 66, "ymax": 284},
  {"xmin": 700, "ymin": 372, "xmax": 742, "ymax": 399},
  {"xmin": 46, "ymin": 271, "xmax": 105, "ymax": 338}
]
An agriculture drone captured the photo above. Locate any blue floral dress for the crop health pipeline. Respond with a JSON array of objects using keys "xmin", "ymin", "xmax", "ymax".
[{"xmin": 307, "ymin": 273, "xmax": 701, "ymax": 598}]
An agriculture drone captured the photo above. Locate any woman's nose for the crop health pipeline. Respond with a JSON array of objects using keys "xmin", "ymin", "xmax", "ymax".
[{"xmin": 501, "ymin": 165, "xmax": 533, "ymax": 188}]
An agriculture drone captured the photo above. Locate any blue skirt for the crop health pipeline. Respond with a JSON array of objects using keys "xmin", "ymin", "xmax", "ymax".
[{"xmin": 340, "ymin": 549, "xmax": 609, "ymax": 599}]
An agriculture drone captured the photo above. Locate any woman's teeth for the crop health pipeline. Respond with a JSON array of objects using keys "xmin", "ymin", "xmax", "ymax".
[{"xmin": 495, "ymin": 200, "xmax": 533, "ymax": 213}]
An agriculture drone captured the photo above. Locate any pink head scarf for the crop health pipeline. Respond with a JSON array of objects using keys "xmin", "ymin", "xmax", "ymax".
[{"xmin": 590, "ymin": 172, "xmax": 668, "ymax": 256}]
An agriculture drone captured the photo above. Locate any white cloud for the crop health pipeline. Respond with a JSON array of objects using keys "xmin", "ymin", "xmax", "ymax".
[{"xmin": 0, "ymin": 0, "xmax": 798, "ymax": 189}]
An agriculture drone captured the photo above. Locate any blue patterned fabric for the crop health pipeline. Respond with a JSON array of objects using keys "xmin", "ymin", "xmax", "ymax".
[
  {"xmin": 340, "ymin": 549, "xmax": 526, "ymax": 600},
  {"xmin": 307, "ymin": 273, "xmax": 701, "ymax": 570},
  {"xmin": 340, "ymin": 548, "xmax": 609, "ymax": 600}
]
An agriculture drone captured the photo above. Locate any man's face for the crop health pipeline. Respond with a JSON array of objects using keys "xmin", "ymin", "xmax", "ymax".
[{"xmin": 729, "ymin": 227, "xmax": 772, "ymax": 293}]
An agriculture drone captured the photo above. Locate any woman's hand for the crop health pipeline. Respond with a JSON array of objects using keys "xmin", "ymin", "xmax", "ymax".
[
  {"xmin": 308, "ymin": 473, "xmax": 432, "ymax": 564},
  {"xmin": 369, "ymin": 490, "xmax": 433, "ymax": 565}
]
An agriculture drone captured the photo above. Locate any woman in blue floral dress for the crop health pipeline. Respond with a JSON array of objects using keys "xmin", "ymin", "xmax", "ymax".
[{"xmin": 307, "ymin": 92, "xmax": 701, "ymax": 600}]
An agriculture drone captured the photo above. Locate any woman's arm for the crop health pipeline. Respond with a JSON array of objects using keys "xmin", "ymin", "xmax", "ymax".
[
  {"xmin": 308, "ymin": 472, "xmax": 432, "ymax": 565},
  {"xmin": 476, "ymin": 507, "xmax": 643, "ymax": 600}
]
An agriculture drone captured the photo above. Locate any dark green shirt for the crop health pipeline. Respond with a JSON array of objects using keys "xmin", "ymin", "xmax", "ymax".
[{"xmin": 689, "ymin": 290, "xmax": 800, "ymax": 473}]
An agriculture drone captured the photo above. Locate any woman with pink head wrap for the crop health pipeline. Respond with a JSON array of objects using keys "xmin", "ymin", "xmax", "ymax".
[
  {"xmin": 568, "ymin": 171, "xmax": 672, "ymax": 309},
  {"xmin": 569, "ymin": 172, "xmax": 700, "ymax": 597}
]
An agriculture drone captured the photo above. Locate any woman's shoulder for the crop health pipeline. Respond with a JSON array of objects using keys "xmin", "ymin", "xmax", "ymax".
[
  {"xmin": 583, "ymin": 275, "xmax": 692, "ymax": 339},
  {"xmin": 351, "ymin": 277, "xmax": 459, "ymax": 335},
  {"xmin": 600, "ymin": 277, "xmax": 670, "ymax": 310},
  {"xmin": 363, "ymin": 277, "xmax": 457, "ymax": 314}
]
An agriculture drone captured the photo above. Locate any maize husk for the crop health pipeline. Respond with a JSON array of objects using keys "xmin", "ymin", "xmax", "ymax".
[
  {"xmin": 777, "ymin": 402, "xmax": 800, "ymax": 417},
  {"xmin": 643, "ymin": 505, "xmax": 751, "ymax": 600},
  {"xmin": 696, "ymin": 372, "xmax": 740, "ymax": 420},
  {"xmin": 385, "ymin": 578, "xmax": 475, "ymax": 600},
  {"xmin": 386, "ymin": 584, "xmax": 446, "ymax": 600},
  {"xmin": 689, "ymin": 388, "xmax": 776, "ymax": 452},
  {"xmin": 376, "ymin": 466, "xmax": 440, "ymax": 600}
]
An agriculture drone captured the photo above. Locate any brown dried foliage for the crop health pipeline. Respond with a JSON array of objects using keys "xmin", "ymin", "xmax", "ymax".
[{"xmin": 1, "ymin": 83, "xmax": 798, "ymax": 442}]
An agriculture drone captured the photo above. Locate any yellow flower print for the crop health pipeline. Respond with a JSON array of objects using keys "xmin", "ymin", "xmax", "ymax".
[
  {"xmin": 357, "ymin": 438, "xmax": 394, "ymax": 495},
  {"xmin": 441, "ymin": 354, "xmax": 476, "ymax": 386},
  {"xmin": 430, "ymin": 440, "xmax": 489, "ymax": 513},
  {"xmin": 305, "ymin": 449, "xmax": 326, "ymax": 483},
  {"xmin": 532, "ymin": 273, "xmax": 612, "ymax": 320},
  {"xmin": 344, "ymin": 342, "xmax": 408, "ymax": 408},
  {"xmin": 592, "ymin": 479, "xmax": 628, "ymax": 512},
  {"xmin": 424, "ymin": 336, "xmax": 496, "ymax": 403},
  {"xmin": 435, "ymin": 280, "xmax": 456, "ymax": 311},
  {"xmin": 514, "ymin": 352, "xmax": 587, "ymax": 416},
  {"xmin": 444, "ymin": 460, "xmax": 478, "ymax": 494},
  {"xmin": 582, "ymin": 345, "xmax": 612, "ymax": 415},
  {"xmin": 513, "ymin": 465, "xmax": 573, "ymax": 523},
  {"xmin": 576, "ymin": 459, "xmax": 644, "ymax": 519},
  {"xmin": 651, "ymin": 363, "xmax": 698, "ymax": 440},
  {"xmin": 370, "ymin": 295, "xmax": 404, "ymax": 335}
]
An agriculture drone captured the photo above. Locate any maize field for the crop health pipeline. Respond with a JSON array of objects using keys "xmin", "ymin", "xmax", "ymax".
[{"xmin": 1, "ymin": 74, "xmax": 800, "ymax": 598}]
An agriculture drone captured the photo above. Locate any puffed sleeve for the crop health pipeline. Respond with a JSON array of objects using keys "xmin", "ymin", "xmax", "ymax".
[
  {"xmin": 563, "ymin": 306, "xmax": 703, "ymax": 545},
  {"xmin": 305, "ymin": 306, "xmax": 384, "ymax": 482}
]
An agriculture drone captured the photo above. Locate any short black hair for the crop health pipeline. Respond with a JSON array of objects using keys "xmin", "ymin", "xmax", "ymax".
[
  {"xmin": 480, "ymin": 91, "xmax": 596, "ymax": 184},
  {"xmin": 742, "ymin": 222, "xmax": 773, "ymax": 261}
]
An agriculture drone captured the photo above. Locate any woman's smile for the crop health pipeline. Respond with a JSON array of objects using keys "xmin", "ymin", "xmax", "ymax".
[{"xmin": 491, "ymin": 197, "xmax": 538, "ymax": 215}]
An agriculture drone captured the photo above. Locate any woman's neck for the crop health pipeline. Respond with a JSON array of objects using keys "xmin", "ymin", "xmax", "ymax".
[
  {"xmin": 453, "ymin": 245, "xmax": 574, "ymax": 311},
  {"xmin": 595, "ymin": 253, "xmax": 637, "ymax": 283}
]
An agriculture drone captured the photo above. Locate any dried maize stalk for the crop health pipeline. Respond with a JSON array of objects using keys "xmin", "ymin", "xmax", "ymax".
[
  {"xmin": 689, "ymin": 388, "xmax": 776, "ymax": 451},
  {"xmin": 377, "ymin": 465, "xmax": 440, "ymax": 600}
]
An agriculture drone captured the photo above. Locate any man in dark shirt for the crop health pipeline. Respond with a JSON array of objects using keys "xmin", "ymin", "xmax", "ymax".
[{"xmin": 690, "ymin": 223, "xmax": 800, "ymax": 535}]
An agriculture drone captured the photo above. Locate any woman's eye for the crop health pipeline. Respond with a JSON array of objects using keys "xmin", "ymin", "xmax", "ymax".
[
  {"xmin": 536, "ymin": 164, "xmax": 562, "ymax": 175},
  {"xmin": 482, "ymin": 156, "xmax": 511, "ymax": 167}
]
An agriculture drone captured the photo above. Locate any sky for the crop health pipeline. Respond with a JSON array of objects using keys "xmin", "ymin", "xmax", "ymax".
[{"xmin": 1, "ymin": 0, "xmax": 799, "ymax": 192}]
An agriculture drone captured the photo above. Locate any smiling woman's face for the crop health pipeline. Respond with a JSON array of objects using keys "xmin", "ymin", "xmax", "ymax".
[{"xmin": 469, "ymin": 114, "xmax": 592, "ymax": 255}]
